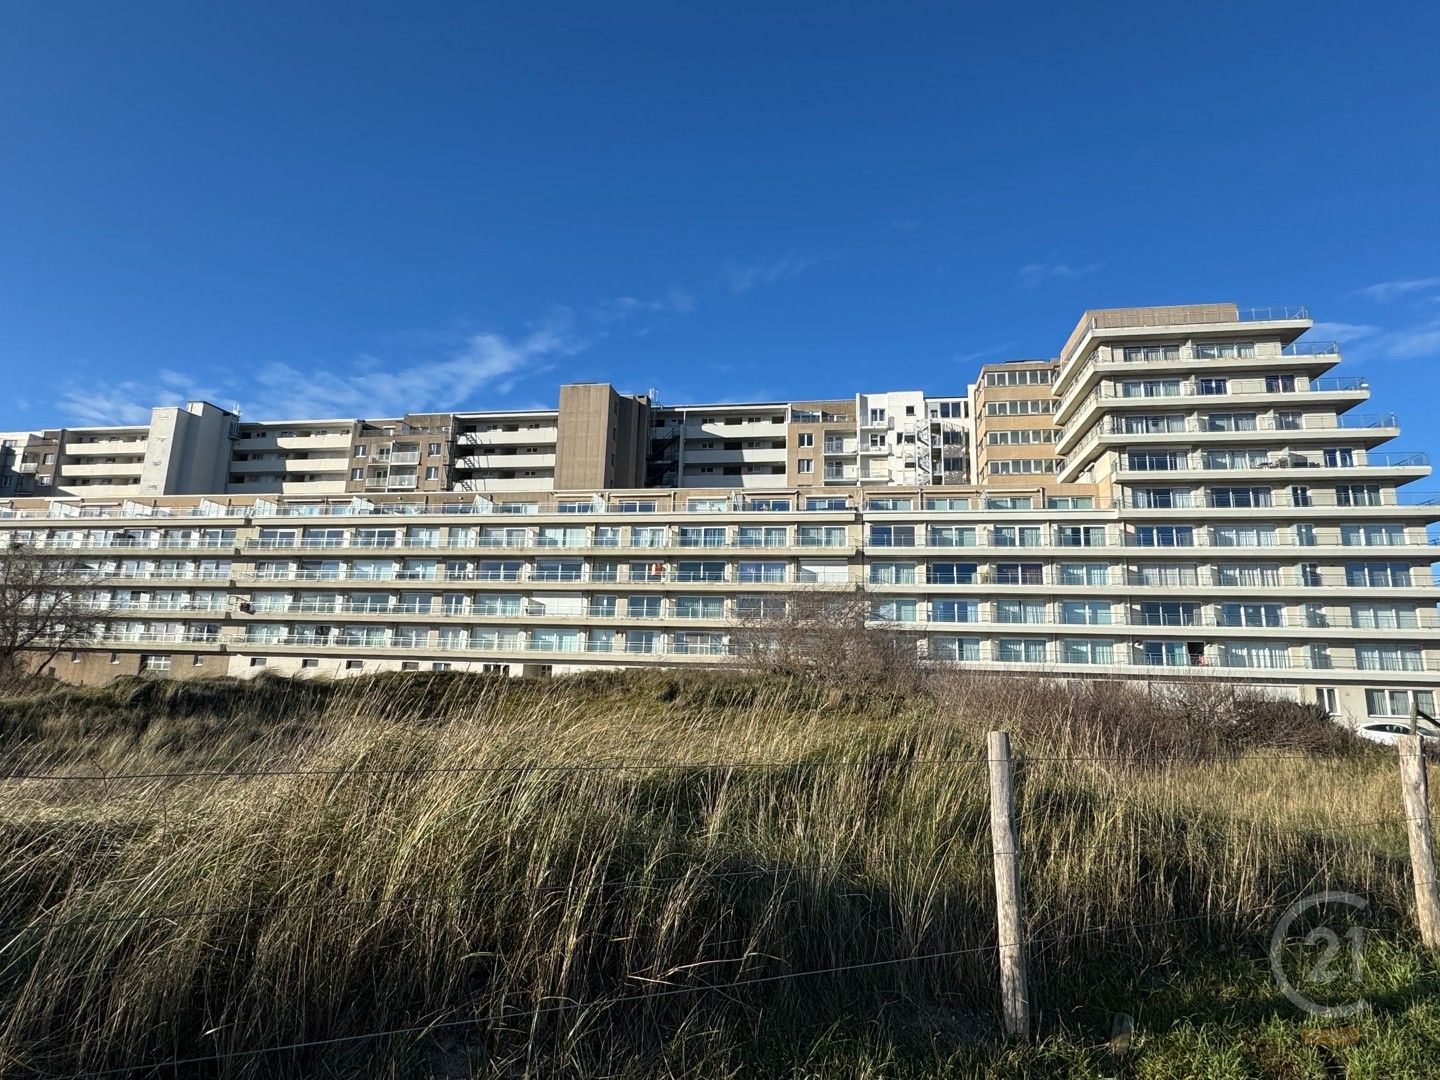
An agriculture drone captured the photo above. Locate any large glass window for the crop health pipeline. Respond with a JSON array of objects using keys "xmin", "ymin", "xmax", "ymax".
[
  {"xmin": 928, "ymin": 562, "xmax": 979, "ymax": 585},
  {"xmin": 931, "ymin": 599, "xmax": 979, "ymax": 623},
  {"xmin": 1061, "ymin": 638, "xmax": 1115, "ymax": 665},
  {"xmin": 1060, "ymin": 601, "xmax": 1111, "ymax": 625},
  {"xmin": 996, "ymin": 638, "xmax": 1047, "ymax": 663}
]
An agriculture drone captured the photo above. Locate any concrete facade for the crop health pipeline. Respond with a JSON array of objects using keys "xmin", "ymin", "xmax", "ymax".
[{"xmin": 4, "ymin": 302, "xmax": 1437, "ymax": 727}]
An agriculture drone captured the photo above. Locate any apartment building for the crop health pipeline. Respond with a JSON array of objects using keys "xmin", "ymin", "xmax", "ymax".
[{"xmin": 2, "ymin": 302, "xmax": 1436, "ymax": 726}]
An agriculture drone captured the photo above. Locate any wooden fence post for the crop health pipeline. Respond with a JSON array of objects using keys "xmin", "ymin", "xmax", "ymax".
[
  {"xmin": 987, "ymin": 730, "xmax": 1030, "ymax": 1039},
  {"xmin": 1398, "ymin": 734, "xmax": 1440, "ymax": 949}
]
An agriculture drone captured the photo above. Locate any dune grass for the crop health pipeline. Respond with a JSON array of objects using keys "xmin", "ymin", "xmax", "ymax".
[{"xmin": 0, "ymin": 669, "xmax": 1434, "ymax": 1077}]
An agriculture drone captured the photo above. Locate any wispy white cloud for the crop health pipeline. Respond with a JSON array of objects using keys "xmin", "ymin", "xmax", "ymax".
[
  {"xmin": 594, "ymin": 288, "xmax": 696, "ymax": 321},
  {"xmin": 723, "ymin": 253, "xmax": 816, "ymax": 294},
  {"xmin": 56, "ymin": 385, "xmax": 157, "ymax": 426},
  {"xmin": 952, "ymin": 342, "xmax": 1018, "ymax": 366},
  {"xmin": 1352, "ymin": 277, "xmax": 1440, "ymax": 302},
  {"xmin": 1017, "ymin": 261, "xmax": 1105, "ymax": 289},
  {"xmin": 1308, "ymin": 321, "xmax": 1381, "ymax": 343},
  {"xmin": 55, "ymin": 313, "xmax": 588, "ymax": 426},
  {"xmin": 244, "ymin": 315, "xmax": 585, "ymax": 418}
]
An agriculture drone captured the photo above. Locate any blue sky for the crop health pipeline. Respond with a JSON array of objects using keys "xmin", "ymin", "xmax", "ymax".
[{"xmin": 1, "ymin": 1, "xmax": 1437, "ymax": 463}]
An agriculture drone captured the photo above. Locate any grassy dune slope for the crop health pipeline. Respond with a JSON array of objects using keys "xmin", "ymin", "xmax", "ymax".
[{"xmin": 0, "ymin": 671, "xmax": 1434, "ymax": 1078}]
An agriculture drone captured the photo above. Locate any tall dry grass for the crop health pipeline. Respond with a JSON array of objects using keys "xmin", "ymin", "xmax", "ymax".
[{"xmin": 0, "ymin": 670, "xmax": 1419, "ymax": 1077}]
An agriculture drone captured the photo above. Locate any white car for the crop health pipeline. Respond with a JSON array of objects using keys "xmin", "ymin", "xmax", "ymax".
[{"xmin": 1355, "ymin": 722, "xmax": 1440, "ymax": 747}]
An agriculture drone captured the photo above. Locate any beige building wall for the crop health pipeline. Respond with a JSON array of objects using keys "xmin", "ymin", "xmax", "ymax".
[
  {"xmin": 554, "ymin": 384, "xmax": 650, "ymax": 490},
  {"xmin": 784, "ymin": 400, "xmax": 851, "ymax": 486},
  {"xmin": 971, "ymin": 360, "xmax": 1061, "ymax": 489}
]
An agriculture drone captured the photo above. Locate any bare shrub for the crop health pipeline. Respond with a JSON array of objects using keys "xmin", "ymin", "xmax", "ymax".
[{"xmin": 0, "ymin": 540, "xmax": 102, "ymax": 688}]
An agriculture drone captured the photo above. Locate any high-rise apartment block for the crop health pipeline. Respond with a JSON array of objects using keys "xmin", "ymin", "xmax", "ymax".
[{"xmin": 2, "ymin": 303, "xmax": 1435, "ymax": 725}]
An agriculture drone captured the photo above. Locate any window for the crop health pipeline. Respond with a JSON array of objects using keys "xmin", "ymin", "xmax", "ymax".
[
  {"xmin": 1134, "ymin": 525, "xmax": 1194, "ymax": 547},
  {"xmin": 868, "ymin": 525, "xmax": 916, "ymax": 547},
  {"xmin": 740, "ymin": 525, "xmax": 789, "ymax": 547},
  {"xmin": 1061, "ymin": 639, "xmax": 1115, "ymax": 665},
  {"xmin": 401, "ymin": 661, "xmax": 420, "ymax": 671},
  {"xmin": 628, "ymin": 595, "xmax": 663, "ymax": 618},
  {"xmin": 994, "ymin": 562, "xmax": 1043, "ymax": 585},
  {"xmin": 1317, "ymin": 687, "xmax": 1339, "ymax": 715},
  {"xmin": 869, "ymin": 561, "xmax": 917, "ymax": 585},
  {"xmin": 345, "ymin": 660, "xmax": 363, "ymax": 670},
  {"xmin": 1340, "ymin": 524, "xmax": 1405, "ymax": 547},
  {"xmin": 1046, "ymin": 496, "xmax": 1094, "ymax": 510},
  {"xmin": 996, "ymin": 600, "xmax": 1047, "ymax": 624},
  {"xmin": 805, "ymin": 497, "xmax": 849, "ymax": 511},
  {"xmin": 354, "ymin": 446, "xmax": 368, "ymax": 458},
  {"xmin": 1337, "ymin": 484, "xmax": 1383, "ymax": 507},
  {"xmin": 1056, "ymin": 526, "xmax": 1106, "ymax": 547},
  {"xmin": 1205, "ymin": 412, "xmax": 1258, "ymax": 432},
  {"xmin": 925, "ymin": 497, "xmax": 971, "ymax": 511},
  {"xmin": 1266, "ymin": 374, "xmax": 1297, "ymax": 393},
  {"xmin": 1120, "ymin": 379, "xmax": 1181, "ymax": 399},
  {"xmin": 984, "ymin": 367, "xmax": 1053, "ymax": 385},
  {"xmin": 930, "ymin": 636, "xmax": 981, "ymax": 661},
  {"xmin": 929, "ymin": 525, "xmax": 977, "ymax": 547},
  {"xmin": 425, "ymin": 467, "xmax": 439, "ymax": 480},
  {"xmin": 673, "ymin": 595, "xmax": 725, "ymax": 619},
  {"xmin": 1196, "ymin": 377, "xmax": 1229, "ymax": 395},
  {"xmin": 249, "ymin": 657, "xmax": 267, "ymax": 668},
  {"xmin": 988, "ymin": 458, "xmax": 1057, "ymax": 476},
  {"xmin": 1122, "ymin": 344, "xmax": 1181, "ymax": 362},
  {"xmin": 1194, "ymin": 341, "xmax": 1256, "ymax": 359},
  {"xmin": 747, "ymin": 498, "xmax": 791, "ymax": 511},
  {"xmin": 1138, "ymin": 601, "xmax": 1199, "ymax": 626},
  {"xmin": 1131, "ymin": 488, "xmax": 1191, "ymax": 509},
  {"xmin": 738, "ymin": 561, "xmax": 787, "ymax": 583},
  {"xmin": 797, "ymin": 458, "xmax": 814, "ymax": 474},
  {"xmin": 1209, "ymin": 486, "xmax": 1270, "ymax": 508},
  {"xmin": 1126, "ymin": 450, "xmax": 1187, "ymax": 472},
  {"xmin": 996, "ymin": 638, "xmax": 1047, "ymax": 663},
  {"xmin": 1366, "ymin": 689, "xmax": 1436, "ymax": 717},
  {"xmin": 1222, "ymin": 642, "xmax": 1290, "ymax": 669},
  {"xmin": 993, "ymin": 525, "xmax": 1043, "ymax": 547},
  {"xmin": 1219, "ymin": 602, "xmax": 1284, "ymax": 628},
  {"xmin": 1355, "ymin": 646, "xmax": 1424, "ymax": 672},
  {"xmin": 1351, "ymin": 604, "xmax": 1419, "ymax": 629},
  {"xmin": 1060, "ymin": 601, "xmax": 1111, "ymax": 625},
  {"xmin": 301, "ymin": 658, "xmax": 319, "ymax": 669},
  {"xmin": 931, "ymin": 599, "xmax": 978, "ymax": 623},
  {"xmin": 1212, "ymin": 526, "xmax": 1277, "ymax": 547},
  {"xmin": 928, "ymin": 561, "xmax": 978, "ymax": 585},
  {"xmin": 1345, "ymin": 562, "xmax": 1411, "ymax": 587},
  {"xmin": 985, "ymin": 399, "xmax": 1054, "ymax": 416},
  {"xmin": 868, "ymin": 497, "xmax": 914, "ymax": 511},
  {"xmin": 677, "ymin": 527, "xmax": 727, "ymax": 548},
  {"xmin": 428, "ymin": 443, "xmax": 441, "ymax": 455},
  {"xmin": 735, "ymin": 595, "xmax": 787, "ymax": 620},
  {"xmin": 987, "ymin": 429, "xmax": 1057, "ymax": 445},
  {"xmin": 797, "ymin": 524, "xmax": 846, "ymax": 547},
  {"xmin": 432, "ymin": 662, "xmax": 451, "ymax": 671},
  {"xmin": 351, "ymin": 468, "xmax": 365, "ymax": 481},
  {"xmin": 140, "ymin": 654, "xmax": 171, "ymax": 672},
  {"xmin": 1058, "ymin": 562, "xmax": 1108, "ymax": 585},
  {"xmin": 871, "ymin": 598, "xmax": 917, "ymax": 623}
]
